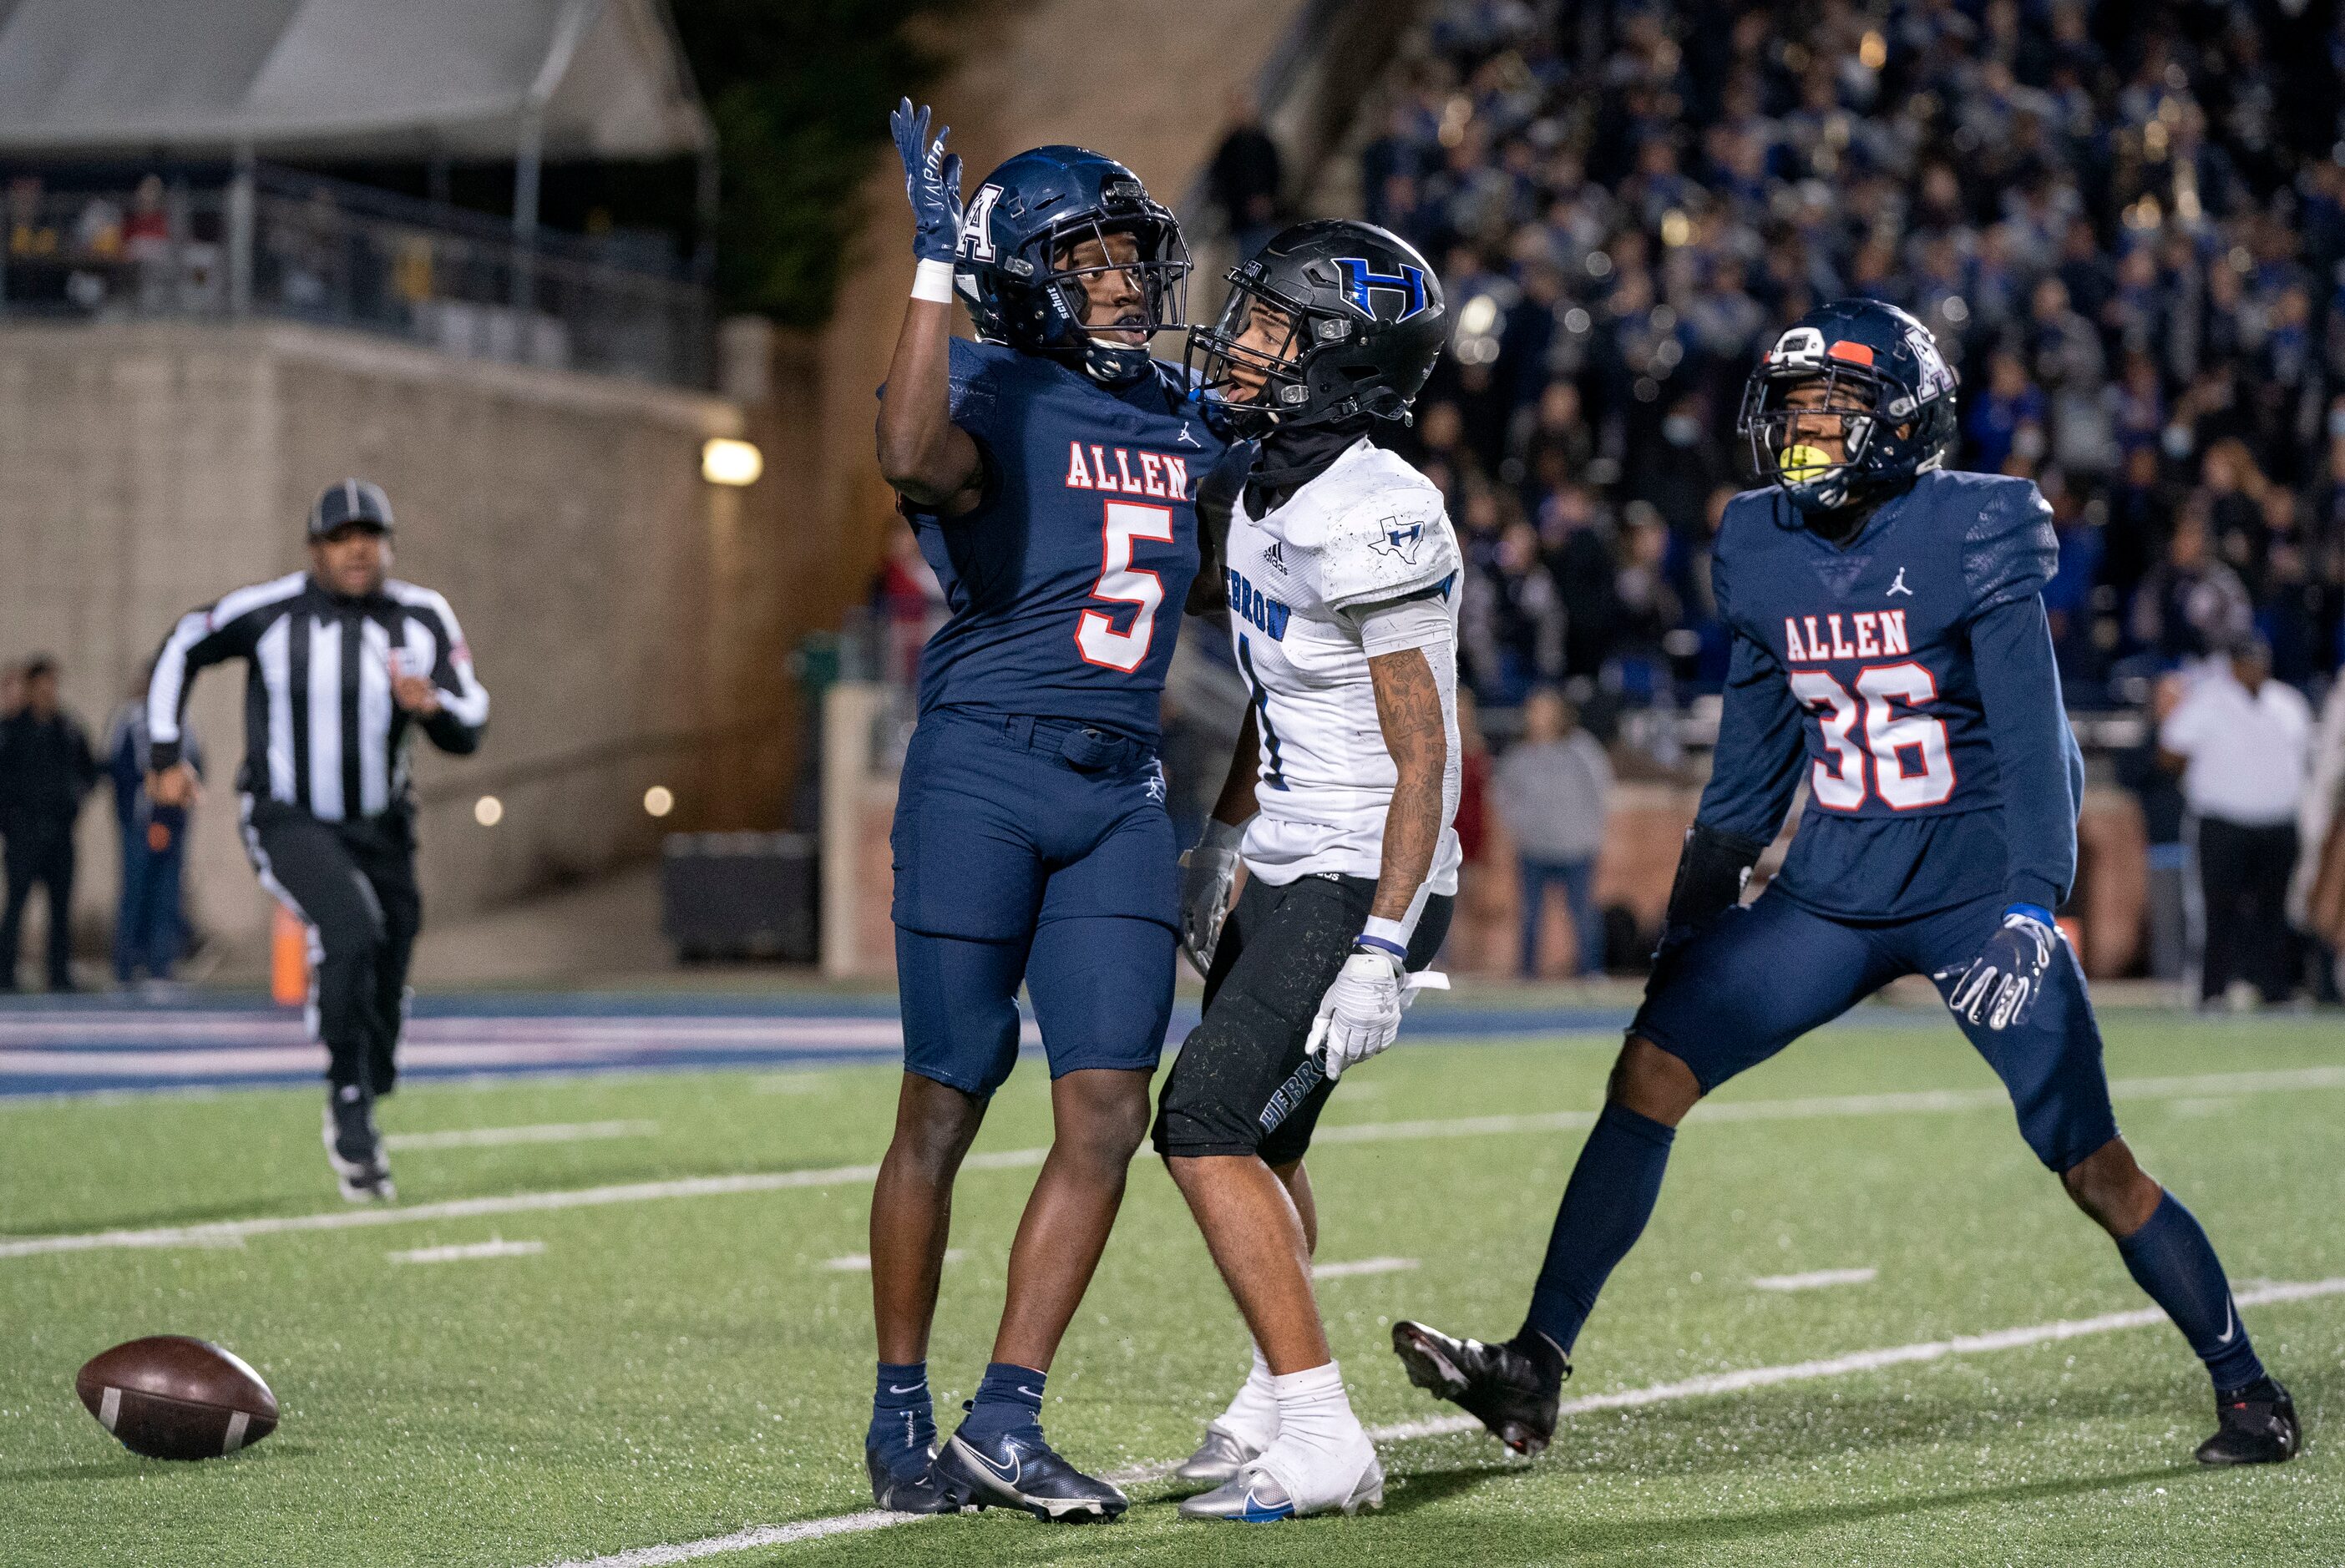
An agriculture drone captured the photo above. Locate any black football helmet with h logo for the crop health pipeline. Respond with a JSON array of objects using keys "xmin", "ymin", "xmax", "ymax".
[{"xmin": 1187, "ymin": 219, "xmax": 1446, "ymax": 438}]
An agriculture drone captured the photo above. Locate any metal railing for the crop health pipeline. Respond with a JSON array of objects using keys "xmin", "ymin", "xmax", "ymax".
[{"xmin": 0, "ymin": 165, "xmax": 710, "ymax": 387}]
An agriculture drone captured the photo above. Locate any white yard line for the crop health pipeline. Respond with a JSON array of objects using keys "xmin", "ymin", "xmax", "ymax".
[
  {"xmin": 538, "ymin": 1277, "xmax": 2345, "ymax": 1567},
  {"xmin": 823, "ymin": 1250, "xmax": 964, "ymax": 1272},
  {"xmin": 8, "ymin": 1065, "xmax": 2345, "ymax": 1262},
  {"xmin": 385, "ymin": 1120, "xmax": 659, "ymax": 1151},
  {"xmin": 387, "ymin": 1238, "xmax": 547, "ymax": 1264},
  {"xmin": 1313, "ymin": 1257, "xmax": 1420, "ymax": 1279},
  {"xmin": 1750, "ymin": 1267, "xmax": 1879, "ymax": 1292}
]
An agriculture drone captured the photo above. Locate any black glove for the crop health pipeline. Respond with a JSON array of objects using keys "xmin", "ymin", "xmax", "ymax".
[
  {"xmin": 1649, "ymin": 822, "xmax": 1765, "ymax": 987},
  {"xmin": 1934, "ymin": 904, "xmax": 2058, "ymax": 1030}
]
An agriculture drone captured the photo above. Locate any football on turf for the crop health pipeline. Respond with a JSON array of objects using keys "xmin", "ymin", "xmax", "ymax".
[{"xmin": 75, "ymin": 1336, "xmax": 279, "ymax": 1459}]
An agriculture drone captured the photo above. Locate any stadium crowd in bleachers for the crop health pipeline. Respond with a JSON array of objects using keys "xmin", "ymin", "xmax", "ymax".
[{"xmin": 1362, "ymin": 0, "xmax": 2345, "ymax": 721}]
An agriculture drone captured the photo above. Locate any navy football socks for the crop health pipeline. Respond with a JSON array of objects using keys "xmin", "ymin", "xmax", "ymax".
[
  {"xmin": 2117, "ymin": 1192, "xmax": 2266, "ymax": 1393},
  {"xmin": 869, "ymin": 1361, "xmax": 935, "ymax": 1475},
  {"xmin": 960, "ymin": 1362, "xmax": 1046, "ymax": 1444},
  {"xmin": 1520, "ymin": 1101, "xmax": 1678, "ymax": 1354}
]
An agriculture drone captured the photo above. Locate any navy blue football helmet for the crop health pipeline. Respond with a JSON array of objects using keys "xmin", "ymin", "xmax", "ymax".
[
  {"xmin": 1737, "ymin": 299, "xmax": 1959, "ymax": 513},
  {"xmin": 953, "ymin": 146, "xmax": 1188, "ymax": 386}
]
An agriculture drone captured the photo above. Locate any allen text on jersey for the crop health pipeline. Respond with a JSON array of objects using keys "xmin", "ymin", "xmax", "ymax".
[{"xmin": 1063, "ymin": 442, "xmax": 1192, "ymax": 499}]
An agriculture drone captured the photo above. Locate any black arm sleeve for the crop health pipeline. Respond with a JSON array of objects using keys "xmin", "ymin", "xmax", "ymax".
[
  {"xmin": 1185, "ymin": 440, "xmax": 1254, "ymax": 616},
  {"xmin": 1660, "ymin": 820, "xmax": 1768, "ymax": 938}
]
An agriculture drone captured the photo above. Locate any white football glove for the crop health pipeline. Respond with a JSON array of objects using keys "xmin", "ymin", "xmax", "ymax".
[
  {"xmin": 1305, "ymin": 946, "xmax": 1405, "ymax": 1080},
  {"xmin": 1178, "ymin": 820, "xmax": 1245, "ymax": 975}
]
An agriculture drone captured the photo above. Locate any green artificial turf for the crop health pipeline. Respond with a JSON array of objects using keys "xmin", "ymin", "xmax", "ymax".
[{"xmin": 1, "ymin": 1013, "xmax": 2339, "ymax": 1567}]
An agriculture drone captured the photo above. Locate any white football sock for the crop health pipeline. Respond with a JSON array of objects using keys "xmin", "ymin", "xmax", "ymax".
[
  {"xmin": 1250, "ymin": 1360, "xmax": 1378, "ymax": 1514},
  {"xmin": 1213, "ymin": 1343, "xmax": 1280, "ymax": 1448}
]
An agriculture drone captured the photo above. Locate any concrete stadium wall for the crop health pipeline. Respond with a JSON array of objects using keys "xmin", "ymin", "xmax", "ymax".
[{"xmin": 0, "ymin": 319, "xmax": 787, "ymax": 969}]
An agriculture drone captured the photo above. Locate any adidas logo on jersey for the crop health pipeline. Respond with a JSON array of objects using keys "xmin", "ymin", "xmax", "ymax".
[
  {"xmin": 1783, "ymin": 609, "xmax": 1911, "ymax": 664},
  {"xmin": 1263, "ymin": 539, "xmax": 1288, "ymax": 575},
  {"xmin": 1064, "ymin": 441, "xmax": 1192, "ymax": 500},
  {"xmin": 1228, "ymin": 568, "xmax": 1291, "ymax": 640}
]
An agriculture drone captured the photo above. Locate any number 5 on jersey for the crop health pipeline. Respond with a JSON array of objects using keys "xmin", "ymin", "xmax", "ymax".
[
  {"xmin": 1790, "ymin": 662, "xmax": 1955, "ymax": 811},
  {"xmin": 1076, "ymin": 500, "xmax": 1175, "ymax": 672}
]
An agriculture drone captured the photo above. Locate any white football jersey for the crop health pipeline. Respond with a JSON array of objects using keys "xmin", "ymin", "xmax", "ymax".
[{"xmin": 1222, "ymin": 438, "xmax": 1465, "ymax": 893}]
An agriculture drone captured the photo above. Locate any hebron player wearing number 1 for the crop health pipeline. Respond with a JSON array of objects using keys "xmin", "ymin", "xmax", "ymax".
[
  {"xmin": 1152, "ymin": 220, "xmax": 1459, "ymax": 1521},
  {"xmin": 864, "ymin": 102, "xmax": 1231, "ymax": 1520},
  {"xmin": 1392, "ymin": 298, "xmax": 2299, "ymax": 1469}
]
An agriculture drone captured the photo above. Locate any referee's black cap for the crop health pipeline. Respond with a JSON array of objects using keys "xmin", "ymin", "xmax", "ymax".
[{"xmin": 308, "ymin": 478, "xmax": 394, "ymax": 539}]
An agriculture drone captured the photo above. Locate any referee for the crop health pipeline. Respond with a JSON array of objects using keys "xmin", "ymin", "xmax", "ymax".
[{"xmin": 146, "ymin": 480, "xmax": 489, "ymax": 1200}]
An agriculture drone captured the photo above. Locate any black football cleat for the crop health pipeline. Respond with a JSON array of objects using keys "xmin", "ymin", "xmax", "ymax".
[
  {"xmin": 322, "ymin": 1085, "xmax": 395, "ymax": 1202},
  {"xmin": 2196, "ymin": 1377, "xmax": 2300, "ymax": 1466},
  {"xmin": 1391, "ymin": 1320, "xmax": 1567, "ymax": 1456},
  {"xmin": 866, "ymin": 1442, "xmax": 975, "ymax": 1513},
  {"xmin": 934, "ymin": 1423, "xmax": 1129, "ymax": 1522}
]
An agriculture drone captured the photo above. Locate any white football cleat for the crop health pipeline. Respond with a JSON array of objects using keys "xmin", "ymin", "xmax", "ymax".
[
  {"xmin": 1175, "ymin": 1420, "xmax": 1267, "ymax": 1485},
  {"xmin": 1178, "ymin": 1430, "xmax": 1383, "ymax": 1521}
]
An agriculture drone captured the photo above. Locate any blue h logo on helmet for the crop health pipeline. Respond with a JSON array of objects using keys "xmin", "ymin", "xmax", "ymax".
[{"xmin": 1333, "ymin": 258, "xmax": 1428, "ymax": 321}]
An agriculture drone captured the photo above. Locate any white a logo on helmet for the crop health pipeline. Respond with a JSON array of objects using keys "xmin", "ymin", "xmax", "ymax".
[
  {"xmin": 1907, "ymin": 326, "xmax": 1955, "ymax": 401},
  {"xmin": 960, "ymin": 185, "xmax": 1001, "ymax": 262},
  {"xmin": 1770, "ymin": 326, "xmax": 1826, "ymax": 368}
]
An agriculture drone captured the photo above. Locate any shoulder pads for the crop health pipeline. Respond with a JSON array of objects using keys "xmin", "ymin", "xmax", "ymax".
[
  {"xmin": 1956, "ymin": 473, "xmax": 2058, "ymax": 612},
  {"xmin": 1275, "ymin": 450, "xmax": 1458, "ymax": 610}
]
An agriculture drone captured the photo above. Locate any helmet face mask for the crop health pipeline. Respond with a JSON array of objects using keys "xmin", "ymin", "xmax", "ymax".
[
  {"xmin": 1740, "ymin": 362, "xmax": 1887, "ymax": 510},
  {"xmin": 1186, "ymin": 220, "xmax": 1446, "ymax": 440},
  {"xmin": 955, "ymin": 150, "xmax": 1190, "ymax": 386},
  {"xmin": 1736, "ymin": 301, "xmax": 1958, "ymax": 517},
  {"xmin": 1190, "ymin": 273, "xmax": 1314, "ymax": 427}
]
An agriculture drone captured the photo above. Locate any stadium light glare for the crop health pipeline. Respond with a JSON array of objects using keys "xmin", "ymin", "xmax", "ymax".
[
  {"xmin": 644, "ymin": 785, "xmax": 675, "ymax": 818},
  {"xmin": 701, "ymin": 438, "xmax": 763, "ymax": 487},
  {"xmin": 474, "ymin": 795, "xmax": 504, "ymax": 827}
]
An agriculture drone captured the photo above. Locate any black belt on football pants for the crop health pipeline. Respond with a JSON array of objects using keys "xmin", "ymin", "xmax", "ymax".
[{"xmin": 241, "ymin": 797, "xmax": 421, "ymax": 1095}]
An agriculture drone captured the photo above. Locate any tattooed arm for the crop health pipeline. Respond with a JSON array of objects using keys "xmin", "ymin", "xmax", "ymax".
[{"xmin": 1367, "ymin": 643, "xmax": 1451, "ymax": 923}]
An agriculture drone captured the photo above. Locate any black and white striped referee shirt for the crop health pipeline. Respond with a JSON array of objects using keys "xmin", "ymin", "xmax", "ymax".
[{"xmin": 147, "ymin": 573, "xmax": 490, "ymax": 822}]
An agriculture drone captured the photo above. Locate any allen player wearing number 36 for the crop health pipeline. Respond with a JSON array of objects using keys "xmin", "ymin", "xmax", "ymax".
[{"xmin": 1391, "ymin": 297, "xmax": 2300, "ymax": 1473}]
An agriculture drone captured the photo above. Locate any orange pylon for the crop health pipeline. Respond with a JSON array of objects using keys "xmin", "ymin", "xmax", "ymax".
[{"xmin": 271, "ymin": 907, "xmax": 310, "ymax": 1008}]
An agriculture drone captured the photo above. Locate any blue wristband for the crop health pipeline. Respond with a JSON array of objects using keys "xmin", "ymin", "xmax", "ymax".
[
  {"xmin": 1354, "ymin": 934, "xmax": 1408, "ymax": 962},
  {"xmin": 2005, "ymin": 903, "xmax": 2055, "ymax": 928}
]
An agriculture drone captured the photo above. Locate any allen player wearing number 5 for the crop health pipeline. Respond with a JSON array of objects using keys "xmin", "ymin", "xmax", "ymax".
[
  {"xmin": 864, "ymin": 104, "xmax": 1230, "ymax": 1520},
  {"xmin": 1393, "ymin": 299, "xmax": 2299, "ymax": 1469},
  {"xmin": 1153, "ymin": 220, "xmax": 1459, "ymax": 1520}
]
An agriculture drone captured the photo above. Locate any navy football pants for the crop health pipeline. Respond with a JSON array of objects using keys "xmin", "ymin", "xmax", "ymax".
[
  {"xmin": 891, "ymin": 710, "xmax": 1178, "ymax": 1096},
  {"xmin": 1633, "ymin": 886, "xmax": 2120, "ymax": 1171}
]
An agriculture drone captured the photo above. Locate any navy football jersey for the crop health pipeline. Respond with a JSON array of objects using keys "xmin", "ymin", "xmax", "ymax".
[
  {"xmin": 898, "ymin": 336, "xmax": 1225, "ymax": 741},
  {"xmin": 1697, "ymin": 469, "xmax": 2085, "ymax": 921}
]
